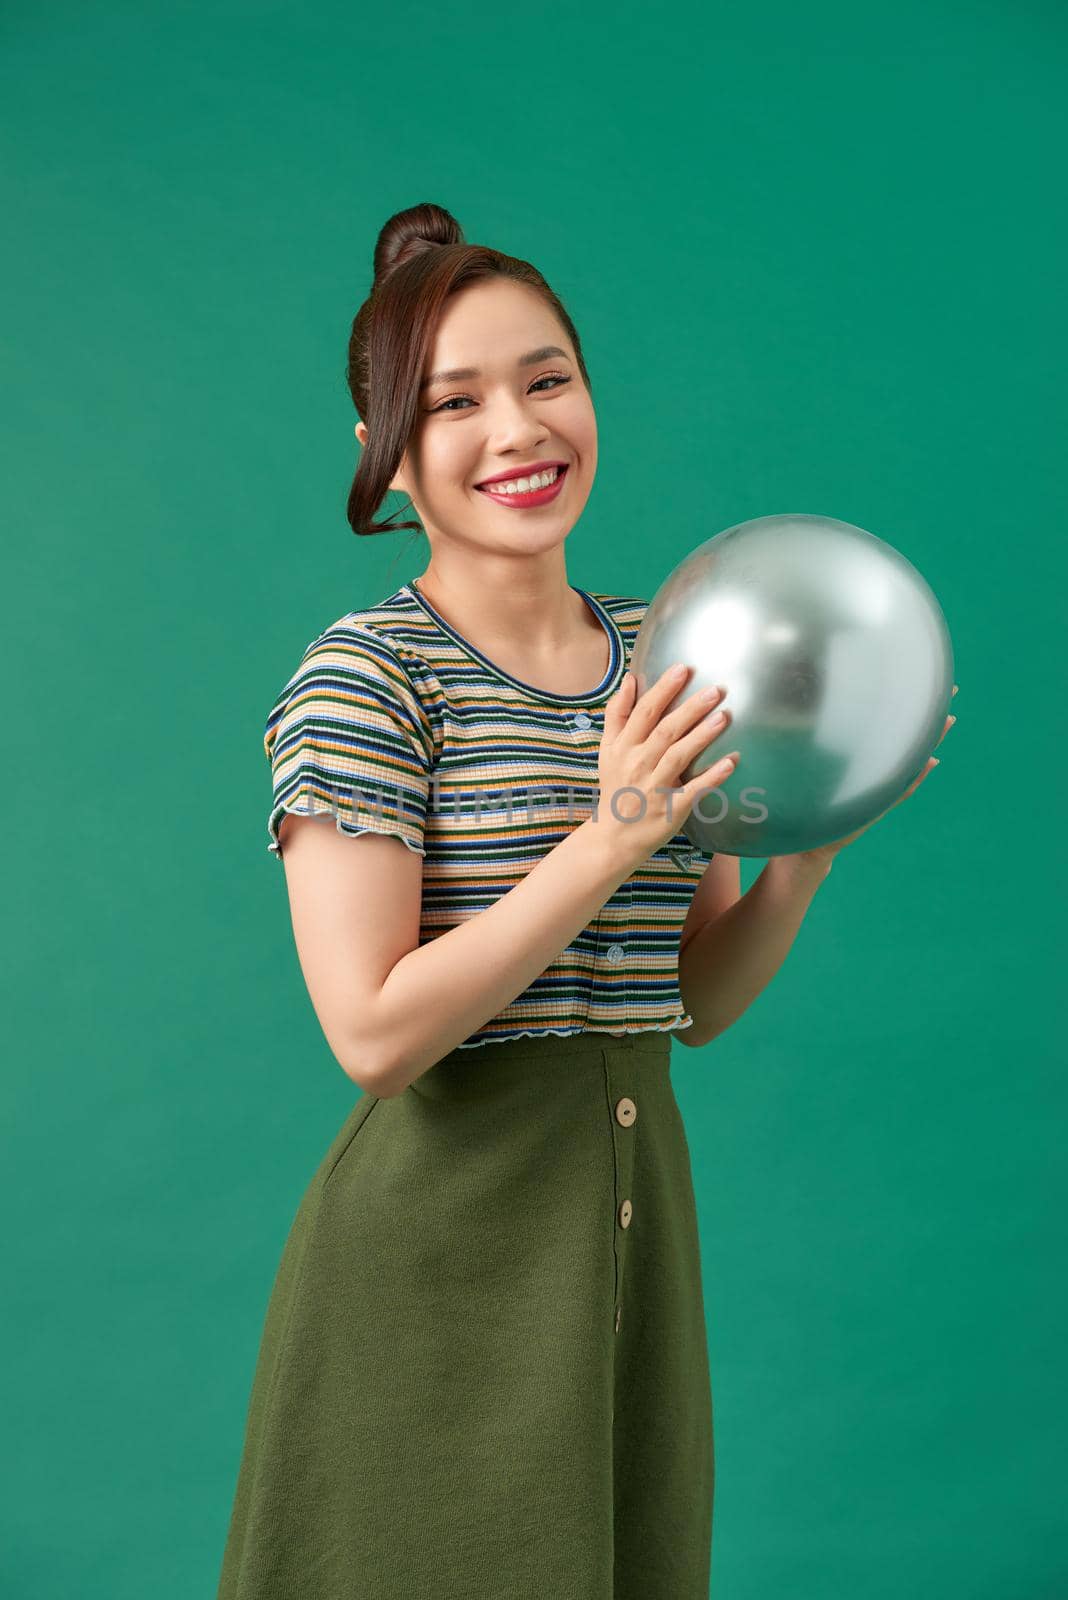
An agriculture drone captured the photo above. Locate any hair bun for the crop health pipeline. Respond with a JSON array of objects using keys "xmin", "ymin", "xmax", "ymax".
[{"xmin": 373, "ymin": 202, "xmax": 465, "ymax": 284}]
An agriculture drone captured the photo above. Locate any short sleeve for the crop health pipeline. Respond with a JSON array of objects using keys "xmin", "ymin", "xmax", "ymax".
[{"xmin": 263, "ymin": 624, "xmax": 434, "ymax": 860}]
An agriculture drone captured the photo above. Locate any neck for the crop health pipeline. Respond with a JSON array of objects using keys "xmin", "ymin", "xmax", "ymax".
[{"xmin": 412, "ymin": 563, "xmax": 595, "ymax": 656}]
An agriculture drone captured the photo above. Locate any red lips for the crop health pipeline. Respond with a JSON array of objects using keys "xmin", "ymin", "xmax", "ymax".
[{"xmin": 475, "ymin": 460, "xmax": 568, "ymax": 488}]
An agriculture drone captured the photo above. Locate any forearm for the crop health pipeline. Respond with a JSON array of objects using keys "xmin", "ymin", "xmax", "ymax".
[
  {"xmin": 366, "ymin": 819, "xmax": 634, "ymax": 1095},
  {"xmin": 676, "ymin": 854, "xmax": 833, "ymax": 1048}
]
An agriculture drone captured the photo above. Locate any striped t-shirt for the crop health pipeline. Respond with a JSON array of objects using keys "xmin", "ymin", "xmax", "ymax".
[{"xmin": 263, "ymin": 580, "xmax": 715, "ymax": 1050}]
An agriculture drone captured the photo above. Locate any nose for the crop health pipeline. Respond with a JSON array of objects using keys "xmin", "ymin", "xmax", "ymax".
[{"xmin": 484, "ymin": 392, "xmax": 552, "ymax": 452}]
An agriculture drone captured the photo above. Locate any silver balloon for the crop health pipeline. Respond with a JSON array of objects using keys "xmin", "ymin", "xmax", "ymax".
[{"xmin": 632, "ymin": 513, "xmax": 955, "ymax": 858}]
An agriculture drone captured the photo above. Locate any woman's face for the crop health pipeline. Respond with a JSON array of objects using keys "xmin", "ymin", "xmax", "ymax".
[{"xmin": 356, "ymin": 276, "xmax": 597, "ymax": 557}]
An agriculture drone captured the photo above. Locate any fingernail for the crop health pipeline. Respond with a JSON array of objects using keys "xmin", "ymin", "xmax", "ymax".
[{"xmin": 932, "ymin": 757, "xmax": 941, "ymax": 766}]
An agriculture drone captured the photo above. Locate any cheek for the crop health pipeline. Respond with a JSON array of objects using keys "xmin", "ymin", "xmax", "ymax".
[
  {"xmin": 572, "ymin": 419, "xmax": 598, "ymax": 472},
  {"xmin": 564, "ymin": 395, "xmax": 597, "ymax": 457},
  {"xmin": 414, "ymin": 435, "xmax": 473, "ymax": 491}
]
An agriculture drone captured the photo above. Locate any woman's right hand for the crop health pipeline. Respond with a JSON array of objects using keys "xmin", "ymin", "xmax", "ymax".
[{"xmin": 594, "ymin": 663, "xmax": 739, "ymax": 872}]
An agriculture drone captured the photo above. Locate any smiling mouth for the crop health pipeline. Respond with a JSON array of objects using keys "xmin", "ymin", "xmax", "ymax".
[{"xmin": 475, "ymin": 463, "xmax": 569, "ymax": 497}]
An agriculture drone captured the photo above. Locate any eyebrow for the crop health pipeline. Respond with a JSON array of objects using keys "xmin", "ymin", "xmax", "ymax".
[{"xmin": 420, "ymin": 345, "xmax": 570, "ymax": 391}]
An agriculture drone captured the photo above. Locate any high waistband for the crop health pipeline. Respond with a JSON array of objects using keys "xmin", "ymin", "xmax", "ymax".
[{"xmin": 438, "ymin": 1027, "xmax": 674, "ymax": 1068}]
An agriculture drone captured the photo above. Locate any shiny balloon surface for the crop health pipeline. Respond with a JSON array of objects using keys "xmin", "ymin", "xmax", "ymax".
[{"xmin": 631, "ymin": 513, "xmax": 954, "ymax": 858}]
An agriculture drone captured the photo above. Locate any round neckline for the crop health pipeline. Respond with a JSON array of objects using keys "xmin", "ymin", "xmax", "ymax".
[{"xmin": 403, "ymin": 580, "xmax": 626, "ymax": 706}]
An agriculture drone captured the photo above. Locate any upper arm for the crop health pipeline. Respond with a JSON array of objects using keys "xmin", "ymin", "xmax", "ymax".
[
  {"xmin": 671, "ymin": 852, "xmax": 742, "ymax": 1048},
  {"xmin": 262, "ymin": 623, "xmax": 434, "ymax": 1089},
  {"xmin": 678, "ymin": 851, "xmax": 742, "ymax": 958},
  {"xmin": 275, "ymin": 812, "xmax": 423, "ymax": 1090}
]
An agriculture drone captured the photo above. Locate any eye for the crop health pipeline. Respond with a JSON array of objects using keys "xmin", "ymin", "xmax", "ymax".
[{"xmin": 429, "ymin": 373, "xmax": 573, "ymax": 414}]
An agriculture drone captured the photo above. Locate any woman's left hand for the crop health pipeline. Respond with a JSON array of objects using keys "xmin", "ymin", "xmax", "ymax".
[{"xmin": 783, "ymin": 685, "xmax": 959, "ymax": 872}]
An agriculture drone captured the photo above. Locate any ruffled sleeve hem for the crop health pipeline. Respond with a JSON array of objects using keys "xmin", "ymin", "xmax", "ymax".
[{"xmin": 267, "ymin": 797, "xmax": 426, "ymax": 860}]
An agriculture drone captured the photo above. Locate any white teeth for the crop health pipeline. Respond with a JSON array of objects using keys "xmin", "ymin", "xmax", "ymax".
[{"xmin": 482, "ymin": 466, "xmax": 561, "ymax": 494}]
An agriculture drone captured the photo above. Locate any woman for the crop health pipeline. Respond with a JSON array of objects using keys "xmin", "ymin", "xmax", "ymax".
[{"xmin": 216, "ymin": 202, "xmax": 956, "ymax": 1599}]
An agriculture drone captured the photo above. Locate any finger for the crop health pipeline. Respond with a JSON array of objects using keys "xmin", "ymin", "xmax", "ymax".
[
  {"xmin": 603, "ymin": 669, "xmax": 636, "ymax": 738},
  {"xmin": 684, "ymin": 681, "xmax": 727, "ymax": 724},
  {"xmin": 903, "ymin": 759, "xmax": 936, "ymax": 800},
  {"xmin": 637, "ymin": 683, "xmax": 727, "ymax": 782},
  {"xmin": 884, "ymin": 761, "xmax": 932, "ymax": 815},
  {"xmin": 635, "ymin": 662, "xmax": 694, "ymax": 721},
  {"xmin": 952, "ymin": 684, "xmax": 958, "ymax": 697},
  {"xmin": 649, "ymin": 699, "xmax": 730, "ymax": 787},
  {"xmin": 623, "ymin": 663, "xmax": 698, "ymax": 753},
  {"xmin": 656, "ymin": 682, "xmax": 728, "ymax": 748},
  {"xmin": 684, "ymin": 748, "xmax": 740, "ymax": 801},
  {"xmin": 682, "ymin": 703, "xmax": 730, "ymax": 760}
]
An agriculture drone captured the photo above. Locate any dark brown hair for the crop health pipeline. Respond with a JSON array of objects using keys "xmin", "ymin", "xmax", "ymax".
[{"xmin": 346, "ymin": 201, "xmax": 593, "ymax": 539}]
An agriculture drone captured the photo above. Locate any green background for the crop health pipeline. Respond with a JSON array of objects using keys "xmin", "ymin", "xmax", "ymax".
[{"xmin": 3, "ymin": 1, "xmax": 1064, "ymax": 1594}]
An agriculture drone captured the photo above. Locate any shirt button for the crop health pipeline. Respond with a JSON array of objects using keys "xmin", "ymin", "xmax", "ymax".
[
  {"xmin": 618, "ymin": 1199, "xmax": 633, "ymax": 1229},
  {"xmin": 614, "ymin": 1096, "xmax": 637, "ymax": 1127},
  {"xmin": 572, "ymin": 711, "xmax": 592, "ymax": 730},
  {"xmin": 606, "ymin": 944, "xmax": 624, "ymax": 964}
]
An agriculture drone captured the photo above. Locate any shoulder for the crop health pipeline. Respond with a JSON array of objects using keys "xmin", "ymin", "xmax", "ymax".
[
  {"xmin": 585, "ymin": 591, "xmax": 648, "ymax": 615},
  {"xmin": 583, "ymin": 591, "xmax": 650, "ymax": 652},
  {"xmin": 292, "ymin": 587, "xmax": 429, "ymax": 677},
  {"xmin": 263, "ymin": 600, "xmax": 436, "ymax": 769},
  {"xmin": 585, "ymin": 591, "xmax": 649, "ymax": 627}
]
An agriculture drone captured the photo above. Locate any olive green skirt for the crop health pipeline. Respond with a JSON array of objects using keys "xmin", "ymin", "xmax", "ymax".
[{"xmin": 216, "ymin": 1028, "xmax": 714, "ymax": 1599}]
